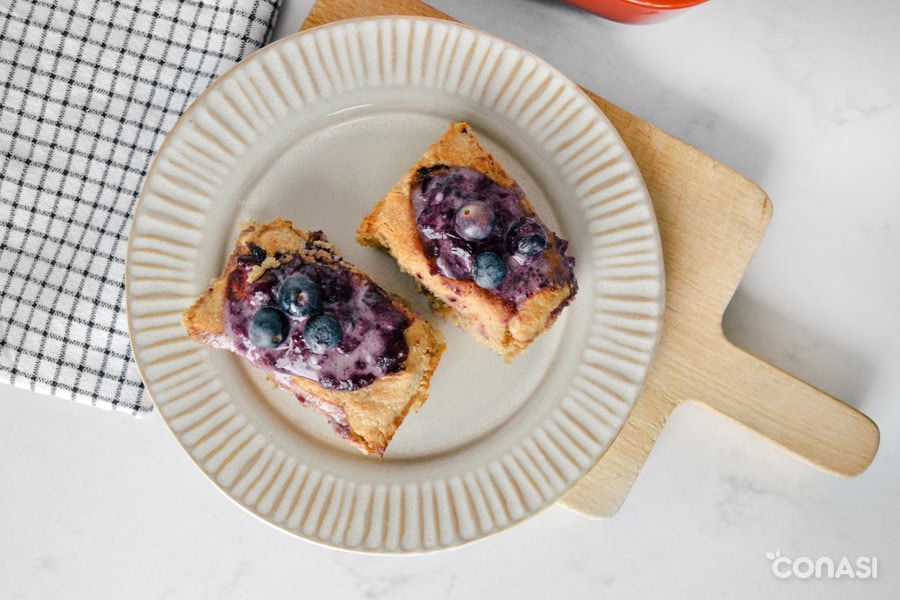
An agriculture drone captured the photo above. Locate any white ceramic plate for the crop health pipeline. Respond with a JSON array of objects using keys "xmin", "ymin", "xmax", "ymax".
[{"xmin": 126, "ymin": 17, "xmax": 663, "ymax": 553}]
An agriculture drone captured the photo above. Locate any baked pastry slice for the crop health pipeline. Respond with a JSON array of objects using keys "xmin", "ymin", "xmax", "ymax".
[
  {"xmin": 182, "ymin": 218, "xmax": 445, "ymax": 456},
  {"xmin": 357, "ymin": 123, "xmax": 577, "ymax": 361}
]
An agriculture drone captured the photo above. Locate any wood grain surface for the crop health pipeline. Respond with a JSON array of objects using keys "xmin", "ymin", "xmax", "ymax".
[{"xmin": 301, "ymin": 0, "xmax": 880, "ymax": 518}]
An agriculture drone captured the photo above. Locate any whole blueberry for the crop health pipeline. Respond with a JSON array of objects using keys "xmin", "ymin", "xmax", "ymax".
[
  {"xmin": 304, "ymin": 314, "xmax": 342, "ymax": 354},
  {"xmin": 279, "ymin": 275, "xmax": 321, "ymax": 317},
  {"xmin": 249, "ymin": 307, "xmax": 289, "ymax": 349},
  {"xmin": 473, "ymin": 251, "xmax": 506, "ymax": 289},
  {"xmin": 509, "ymin": 218, "xmax": 548, "ymax": 256},
  {"xmin": 246, "ymin": 242, "xmax": 267, "ymax": 264},
  {"xmin": 454, "ymin": 201, "xmax": 494, "ymax": 241}
]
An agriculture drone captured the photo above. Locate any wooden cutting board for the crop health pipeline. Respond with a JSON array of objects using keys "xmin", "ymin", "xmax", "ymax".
[{"xmin": 301, "ymin": 0, "xmax": 880, "ymax": 518}]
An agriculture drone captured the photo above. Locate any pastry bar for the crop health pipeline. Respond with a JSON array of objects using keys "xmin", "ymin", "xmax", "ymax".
[
  {"xmin": 358, "ymin": 123, "xmax": 577, "ymax": 361},
  {"xmin": 182, "ymin": 218, "xmax": 445, "ymax": 456}
]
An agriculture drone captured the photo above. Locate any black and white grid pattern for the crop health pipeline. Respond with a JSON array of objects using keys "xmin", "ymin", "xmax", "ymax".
[{"xmin": 0, "ymin": 0, "xmax": 281, "ymax": 414}]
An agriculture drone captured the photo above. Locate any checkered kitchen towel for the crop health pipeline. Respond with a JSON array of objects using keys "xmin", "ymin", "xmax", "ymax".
[{"xmin": 0, "ymin": 0, "xmax": 281, "ymax": 415}]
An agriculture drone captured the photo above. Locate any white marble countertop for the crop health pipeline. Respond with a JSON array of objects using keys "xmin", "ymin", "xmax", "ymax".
[{"xmin": 2, "ymin": 0, "xmax": 898, "ymax": 597}]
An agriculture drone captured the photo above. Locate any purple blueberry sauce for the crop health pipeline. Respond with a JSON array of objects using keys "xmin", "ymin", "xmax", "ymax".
[
  {"xmin": 223, "ymin": 249, "xmax": 410, "ymax": 392},
  {"xmin": 410, "ymin": 165, "xmax": 577, "ymax": 308}
]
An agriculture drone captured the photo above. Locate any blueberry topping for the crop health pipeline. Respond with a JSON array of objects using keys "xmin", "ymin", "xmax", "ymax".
[
  {"xmin": 249, "ymin": 307, "xmax": 289, "ymax": 348},
  {"xmin": 509, "ymin": 218, "xmax": 548, "ymax": 256},
  {"xmin": 473, "ymin": 251, "xmax": 506, "ymax": 289},
  {"xmin": 454, "ymin": 201, "xmax": 494, "ymax": 241},
  {"xmin": 304, "ymin": 313, "xmax": 342, "ymax": 354},
  {"xmin": 409, "ymin": 165, "xmax": 576, "ymax": 306},
  {"xmin": 227, "ymin": 255, "xmax": 410, "ymax": 391},
  {"xmin": 246, "ymin": 242, "xmax": 267, "ymax": 264},
  {"xmin": 279, "ymin": 275, "xmax": 321, "ymax": 317}
]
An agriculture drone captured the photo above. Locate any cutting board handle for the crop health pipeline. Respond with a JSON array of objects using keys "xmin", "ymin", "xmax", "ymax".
[
  {"xmin": 692, "ymin": 336, "xmax": 879, "ymax": 476},
  {"xmin": 561, "ymin": 329, "xmax": 880, "ymax": 518}
]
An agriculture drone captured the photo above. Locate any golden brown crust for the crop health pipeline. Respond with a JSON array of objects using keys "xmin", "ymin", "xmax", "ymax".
[
  {"xmin": 357, "ymin": 123, "xmax": 574, "ymax": 361},
  {"xmin": 182, "ymin": 218, "xmax": 445, "ymax": 456}
]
